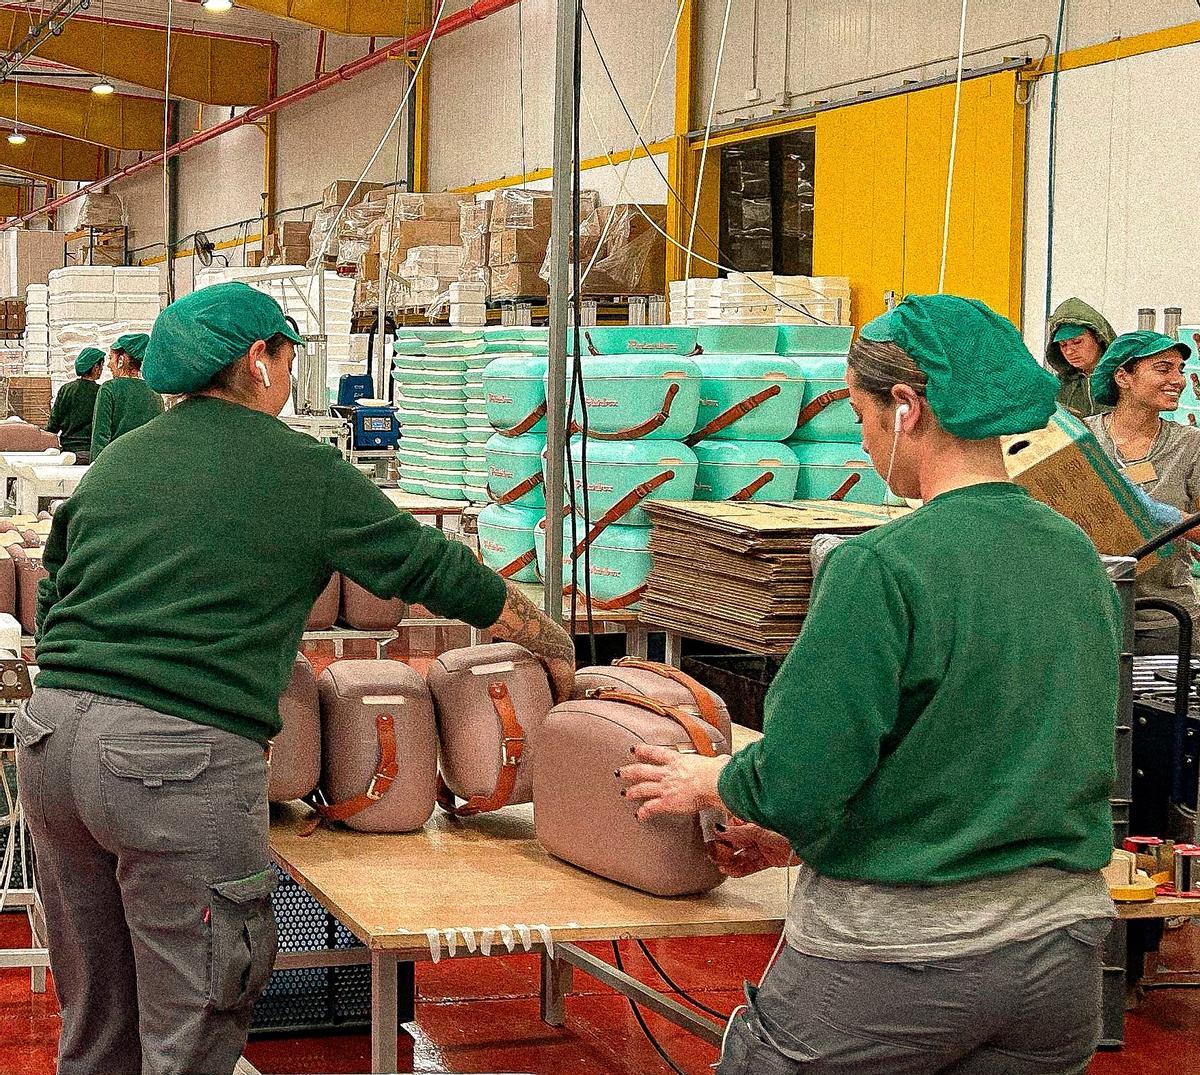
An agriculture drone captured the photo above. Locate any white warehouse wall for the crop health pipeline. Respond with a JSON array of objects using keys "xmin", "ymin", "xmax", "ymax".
[
  {"xmin": 1022, "ymin": 41, "xmax": 1200, "ymax": 353},
  {"xmin": 695, "ymin": 1, "xmax": 1200, "ymax": 129}
]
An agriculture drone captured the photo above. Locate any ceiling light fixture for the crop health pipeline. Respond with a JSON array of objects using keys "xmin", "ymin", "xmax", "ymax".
[
  {"xmin": 202, "ymin": 0, "xmax": 234, "ymax": 11},
  {"xmin": 91, "ymin": 78, "xmax": 115, "ymax": 96},
  {"xmin": 7, "ymin": 130, "xmax": 26, "ymax": 145}
]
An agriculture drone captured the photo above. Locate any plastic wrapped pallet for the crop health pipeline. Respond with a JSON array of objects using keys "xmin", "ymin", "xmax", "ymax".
[
  {"xmin": 391, "ymin": 192, "xmax": 469, "ymax": 222},
  {"xmin": 540, "ymin": 204, "xmax": 667, "ymax": 296},
  {"xmin": 459, "ymin": 199, "xmax": 491, "ymax": 280},
  {"xmin": 77, "ymin": 191, "xmax": 126, "ymax": 229}
]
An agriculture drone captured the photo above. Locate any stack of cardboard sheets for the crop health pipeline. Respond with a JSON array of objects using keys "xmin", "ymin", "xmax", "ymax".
[{"xmin": 640, "ymin": 499, "xmax": 894, "ymax": 653}]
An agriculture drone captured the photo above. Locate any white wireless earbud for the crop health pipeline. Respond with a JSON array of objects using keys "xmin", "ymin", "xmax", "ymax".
[
  {"xmin": 894, "ymin": 403, "xmax": 911, "ymax": 433},
  {"xmin": 255, "ymin": 360, "xmax": 271, "ymax": 389}
]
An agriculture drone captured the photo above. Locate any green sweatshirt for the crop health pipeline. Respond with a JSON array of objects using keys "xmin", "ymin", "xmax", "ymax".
[
  {"xmin": 46, "ymin": 378, "xmax": 100, "ymax": 456},
  {"xmin": 718, "ymin": 483, "xmax": 1121, "ymax": 886},
  {"xmin": 36, "ymin": 397, "xmax": 508, "ymax": 744},
  {"xmin": 1045, "ymin": 298, "xmax": 1117, "ymax": 419},
  {"xmin": 90, "ymin": 377, "xmax": 165, "ymax": 458}
]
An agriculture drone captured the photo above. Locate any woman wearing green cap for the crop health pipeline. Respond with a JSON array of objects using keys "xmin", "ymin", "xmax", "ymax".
[
  {"xmin": 45, "ymin": 347, "xmax": 105, "ymax": 464},
  {"xmin": 17, "ymin": 281, "xmax": 575, "ymax": 1075},
  {"xmin": 620, "ymin": 295, "xmax": 1120, "ymax": 1073},
  {"xmin": 89, "ymin": 331, "xmax": 165, "ymax": 459},
  {"xmin": 1086, "ymin": 330, "xmax": 1200, "ymax": 654},
  {"xmin": 1045, "ymin": 298, "xmax": 1117, "ymax": 417}
]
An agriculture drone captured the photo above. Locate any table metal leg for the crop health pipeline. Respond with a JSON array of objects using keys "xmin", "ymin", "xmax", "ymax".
[
  {"xmin": 371, "ymin": 951, "xmax": 400, "ymax": 1074},
  {"xmin": 664, "ymin": 630, "xmax": 683, "ymax": 668},
  {"xmin": 540, "ymin": 951, "xmax": 572, "ymax": 1027}
]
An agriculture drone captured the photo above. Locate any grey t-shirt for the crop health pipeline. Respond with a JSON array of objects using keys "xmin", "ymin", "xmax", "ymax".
[
  {"xmin": 1085, "ymin": 415, "xmax": 1200, "ymax": 631},
  {"xmin": 785, "ymin": 864, "xmax": 1114, "ymax": 962}
]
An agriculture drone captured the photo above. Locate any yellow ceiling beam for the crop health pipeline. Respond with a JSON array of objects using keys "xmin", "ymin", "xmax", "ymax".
[
  {"xmin": 232, "ymin": 0, "xmax": 430, "ymax": 36},
  {"xmin": 0, "ymin": 81, "xmax": 162, "ymax": 152},
  {"xmin": 0, "ymin": 132, "xmax": 105, "ymax": 182},
  {"xmin": 0, "ymin": 11, "xmax": 272, "ymax": 106}
]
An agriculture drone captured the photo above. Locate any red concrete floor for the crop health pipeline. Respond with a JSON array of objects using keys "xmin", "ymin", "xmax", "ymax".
[{"xmin": 1, "ymin": 912, "xmax": 1197, "ymax": 1075}]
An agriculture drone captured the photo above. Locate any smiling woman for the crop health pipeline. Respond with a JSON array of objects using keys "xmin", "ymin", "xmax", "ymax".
[{"xmin": 1086, "ymin": 330, "xmax": 1200, "ymax": 653}]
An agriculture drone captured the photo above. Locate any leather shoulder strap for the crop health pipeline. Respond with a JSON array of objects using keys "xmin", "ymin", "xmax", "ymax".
[
  {"xmin": 584, "ymin": 687, "xmax": 716, "ymax": 757},
  {"xmin": 438, "ymin": 681, "xmax": 525, "ymax": 817},
  {"xmin": 312, "ymin": 713, "xmax": 399, "ymax": 826},
  {"xmin": 571, "ymin": 382, "xmax": 681, "ymax": 440},
  {"xmin": 613, "ymin": 658, "xmax": 722, "ymax": 732},
  {"xmin": 794, "ymin": 386, "xmax": 850, "ymax": 430},
  {"xmin": 498, "ymin": 401, "xmax": 548, "ymax": 438},
  {"xmin": 686, "ymin": 384, "xmax": 782, "ymax": 445}
]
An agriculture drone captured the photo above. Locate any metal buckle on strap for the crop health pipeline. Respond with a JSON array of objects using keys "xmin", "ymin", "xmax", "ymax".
[
  {"xmin": 366, "ymin": 773, "xmax": 389, "ymax": 801},
  {"xmin": 501, "ymin": 736, "xmax": 524, "ymax": 766}
]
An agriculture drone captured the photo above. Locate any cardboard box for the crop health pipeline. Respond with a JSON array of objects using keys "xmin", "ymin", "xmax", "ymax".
[
  {"xmin": 0, "ymin": 230, "xmax": 65, "ymax": 299},
  {"xmin": 361, "ymin": 249, "xmax": 381, "ymax": 281},
  {"xmin": 488, "ymin": 225, "xmax": 551, "ymax": 267},
  {"xmin": 279, "ymin": 246, "xmax": 310, "ymax": 266},
  {"xmin": 490, "ymin": 261, "xmax": 548, "ymax": 299},
  {"xmin": 490, "ymin": 188, "xmax": 599, "ymax": 229},
  {"xmin": 277, "ymin": 220, "xmax": 312, "ymax": 246},
  {"xmin": 322, "ymin": 180, "xmax": 386, "ymax": 210},
  {"xmin": 1002, "ymin": 409, "xmax": 1164, "ymax": 572},
  {"xmin": 392, "ymin": 192, "xmax": 470, "ymax": 222},
  {"xmin": 246, "ymin": 250, "xmax": 263, "ymax": 268}
]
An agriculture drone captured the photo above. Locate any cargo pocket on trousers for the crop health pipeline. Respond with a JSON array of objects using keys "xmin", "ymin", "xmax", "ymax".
[
  {"xmin": 207, "ymin": 868, "xmax": 278, "ymax": 1012},
  {"xmin": 99, "ymin": 737, "xmax": 215, "ymax": 855},
  {"xmin": 717, "ymin": 984, "xmax": 818, "ymax": 1074}
]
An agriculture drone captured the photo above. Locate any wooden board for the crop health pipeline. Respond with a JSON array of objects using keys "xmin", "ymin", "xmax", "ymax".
[{"xmin": 270, "ymin": 727, "xmax": 790, "ymax": 953}]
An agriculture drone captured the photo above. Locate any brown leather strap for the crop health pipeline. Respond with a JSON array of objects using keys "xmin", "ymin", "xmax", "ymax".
[
  {"xmin": 729, "ymin": 472, "xmax": 774, "ymax": 502},
  {"xmin": 497, "ymin": 547, "xmax": 537, "ymax": 579},
  {"xmin": 570, "ymin": 382, "xmax": 681, "ymax": 440},
  {"xmin": 487, "ymin": 470, "xmax": 544, "ymax": 506},
  {"xmin": 571, "ymin": 471, "xmax": 674, "ymax": 558},
  {"xmin": 498, "ymin": 401, "xmax": 547, "ymax": 438},
  {"xmin": 583, "ymin": 688, "xmax": 716, "ymax": 756},
  {"xmin": 563, "ymin": 583, "xmax": 647, "ymax": 611},
  {"xmin": 686, "ymin": 385, "xmax": 783, "ymax": 445},
  {"xmin": 794, "ymin": 386, "xmax": 850, "ymax": 430},
  {"xmin": 828, "ymin": 473, "xmax": 862, "ymax": 502},
  {"xmin": 314, "ymin": 713, "xmax": 399, "ymax": 824},
  {"xmin": 437, "ymin": 681, "xmax": 524, "ymax": 817},
  {"xmin": 613, "ymin": 658, "xmax": 722, "ymax": 731}
]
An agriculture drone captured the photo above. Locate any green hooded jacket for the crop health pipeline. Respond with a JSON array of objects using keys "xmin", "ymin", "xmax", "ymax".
[{"xmin": 1045, "ymin": 298, "xmax": 1117, "ymax": 418}]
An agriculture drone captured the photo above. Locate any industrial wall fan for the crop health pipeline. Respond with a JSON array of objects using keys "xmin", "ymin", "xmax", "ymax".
[{"xmin": 193, "ymin": 231, "xmax": 227, "ymax": 268}]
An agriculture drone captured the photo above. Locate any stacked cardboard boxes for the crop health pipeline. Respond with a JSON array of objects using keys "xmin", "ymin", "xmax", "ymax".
[
  {"xmin": 263, "ymin": 219, "xmax": 313, "ymax": 267},
  {"xmin": 0, "ymin": 300, "xmax": 25, "ymax": 339},
  {"xmin": 0, "ymin": 231, "xmax": 66, "ymax": 299},
  {"xmin": 308, "ymin": 180, "xmax": 387, "ymax": 268},
  {"xmin": 538, "ymin": 203, "xmax": 666, "ymax": 297},
  {"xmin": 486, "ymin": 187, "xmax": 600, "ymax": 299}
]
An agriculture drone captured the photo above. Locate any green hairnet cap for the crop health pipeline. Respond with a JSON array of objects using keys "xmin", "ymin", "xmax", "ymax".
[
  {"xmin": 859, "ymin": 294, "xmax": 1059, "ymax": 439},
  {"xmin": 143, "ymin": 281, "xmax": 303, "ymax": 395},
  {"xmin": 1089, "ymin": 331, "xmax": 1193, "ymax": 407},
  {"xmin": 1053, "ymin": 323, "xmax": 1089, "ymax": 344},
  {"xmin": 112, "ymin": 333, "xmax": 149, "ymax": 361},
  {"xmin": 74, "ymin": 347, "xmax": 105, "ymax": 376}
]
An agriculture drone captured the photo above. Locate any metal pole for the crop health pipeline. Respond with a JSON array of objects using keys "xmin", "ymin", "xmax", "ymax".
[{"xmin": 543, "ymin": 0, "xmax": 579, "ymax": 624}]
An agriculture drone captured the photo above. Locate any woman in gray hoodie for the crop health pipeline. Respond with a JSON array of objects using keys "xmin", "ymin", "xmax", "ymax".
[{"xmin": 1045, "ymin": 297, "xmax": 1117, "ymax": 417}]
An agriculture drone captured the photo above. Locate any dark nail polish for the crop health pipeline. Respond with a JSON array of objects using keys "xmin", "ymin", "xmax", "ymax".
[{"xmin": 613, "ymin": 770, "xmax": 621, "ymax": 778}]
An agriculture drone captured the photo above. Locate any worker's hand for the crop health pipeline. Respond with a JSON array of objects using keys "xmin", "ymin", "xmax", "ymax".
[
  {"xmin": 492, "ymin": 581, "xmax": 576, "ymax": 704},
  {"xmin": 708, "ymin": 820, "xmax": 797, "ymax": 878},
  {"xmin": 618, "ymin": 743, "xmax": 729, "ymax": 822}
]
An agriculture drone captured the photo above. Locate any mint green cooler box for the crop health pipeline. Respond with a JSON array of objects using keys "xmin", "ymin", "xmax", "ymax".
[
  {"xmin": 484, "ymin": 355, "xmax": 548, "ymax": 435},
  {"xmin": 777, "ymin": 325, "xmax": 857, "ymax": 443},
  {"xmin": 691, "ymin": 355, "xmax": 806, "ymax": 441},
  {"xmin": 692, "ymin": 441, "xmax": 799, "ymax": 502},
  {"xmin": 478, "ymin": 503, "xmax": 542, "ymax": 583},
  {"xmin": 790, "ymin": 441, "xmax": 888, "ymax": 505},
  {"xmin": 535, "ymin": 516, "xmax": 653, "ymax": 609},
  {"xmin": 563, "ymin": 355, "xmax": 701, "ymax": 441},
  {"xmin": 485, "ymin": 433, "xmax": 546, "ymax": 508},
  {"xmin": 571, "ymin": 326, "xmax": 698, "ymax": 355},
  {"xmin": 565, "ymin": 438, "xmax": 697, "ymax": 527}
]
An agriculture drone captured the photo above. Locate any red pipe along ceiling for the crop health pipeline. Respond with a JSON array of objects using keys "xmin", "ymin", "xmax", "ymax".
[{"xmin": 0, "ymin": 0, "xmax": 521, "ymax": 230}]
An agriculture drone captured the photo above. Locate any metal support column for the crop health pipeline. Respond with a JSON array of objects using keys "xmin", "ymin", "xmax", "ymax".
[
  {"xmin": 542, "ymin": 0, "xmax": 581, "ymax": 623},
  {"xmin": 539, "ymin": 951, "xmax": 572, "ymax": 1026}
]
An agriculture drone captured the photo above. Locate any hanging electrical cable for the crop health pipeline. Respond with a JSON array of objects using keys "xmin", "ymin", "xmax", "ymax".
[
  {"xmin": 636, "ymin": 939, "xmax": 730, "ymax": 1021},
  {"xmin": 309, "ymin": 0, "xmax": 449, "ymax": 271},
  {"xmin": 162, "ymin": 0, "xmax": 176, "ymax": 302},
  {"xmin": 937, "ymin": 0, "xmax": 969, "ymax": 294},
  {"xmin": 516, "ymin": 0, "xmax": 528, "ymax": 188},
  {"xmin": 611, "ymin": 941, "xmax": 689, "ymax": 1075},
  {"xmin": 1043, "ymin": 0, "xmax": 1069, "ymax": 322},
  {"xmin": 572, "ymin": 0, "xmax": 687, "ymax": 297},
  {"xmin": 578, "ymin": 9, "xmax": 832, "ymax": 325},
  {"xmin": 683, "ymin": 0, "xmax": 733, "ymax": 287}
]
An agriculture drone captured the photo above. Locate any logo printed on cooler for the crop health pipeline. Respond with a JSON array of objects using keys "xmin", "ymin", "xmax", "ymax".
[
  {"xmin": 584, "ymin": 396, "xmax": 620, "ymax": 408},
  {"xmin": 489, "ymin": 466, "xmax": 515, "ymax": 479},
  {"xmin": 487, "ymin": 392, "xmax": 515, "ymax": 405}
]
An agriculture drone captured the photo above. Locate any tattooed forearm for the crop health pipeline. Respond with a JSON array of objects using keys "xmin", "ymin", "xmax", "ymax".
[{"xmin": 492, "ymin": 582, "xmax": 576, "ymax": 701}]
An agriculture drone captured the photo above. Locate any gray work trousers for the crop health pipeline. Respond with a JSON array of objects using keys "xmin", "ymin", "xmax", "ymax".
[
  {"xmin": 15, "ymin": 687, "xmax": 277, "ymax": 1075},
  {"xmin": 718, "ymin": 920, "xmax": 1109, "ymax": 1074}
]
